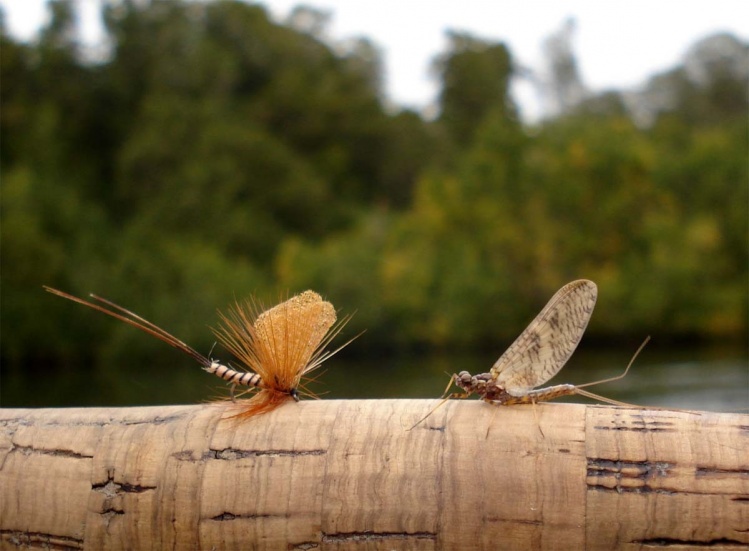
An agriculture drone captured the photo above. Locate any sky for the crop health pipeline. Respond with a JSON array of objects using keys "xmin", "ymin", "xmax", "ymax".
[{"xmin": 2, "ymin": 0, "xmax": 748, "ymax": 119}]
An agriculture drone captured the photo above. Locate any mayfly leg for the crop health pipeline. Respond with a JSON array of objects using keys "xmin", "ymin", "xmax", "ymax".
[{"xmin": 407, "ymin": 374, "xmax": 468, "ymax": 431}]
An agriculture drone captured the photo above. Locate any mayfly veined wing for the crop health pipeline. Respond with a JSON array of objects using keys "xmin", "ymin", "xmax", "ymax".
[
  {"xmin": 44, "ymin": 286, "xmax": 352, "ymax": 418},
  {"xmin": 458, "ymin": 279, "xmax": 598, "ymax": 404},
  {"xmin": 410, "ymin": 280, "xmax": 647, "ymax": 429}
]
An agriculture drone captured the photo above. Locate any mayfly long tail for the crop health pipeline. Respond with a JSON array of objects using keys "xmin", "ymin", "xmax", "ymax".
[
  {"xmin": 44, "ymin": 286, "xmax": 210, "ymax": 365},
  {"xmin": 565, "ymin": 335, "xmax": 652, "ymax": 407},
  {"xmin": 43, "ymin": 286, "xmax": 266, "ymax": 393},
  {"xmin": 486, "ymin": 336, "xmax": 652, "ymax": 407}
]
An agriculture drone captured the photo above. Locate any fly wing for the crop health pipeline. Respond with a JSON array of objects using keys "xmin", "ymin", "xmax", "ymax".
[{"xmin": 490, "ymin": 280, "xmax": 597, "ymax": 395}]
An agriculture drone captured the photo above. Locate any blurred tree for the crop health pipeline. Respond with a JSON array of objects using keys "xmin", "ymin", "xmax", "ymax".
[
  {"xmin": 276, "ymin": 210, "xmax": 392, "ymax": 347},
  {"xmin": 0, "ymin": 0, "xmax": 745, "ymax": 385},
  {"xmin": 286, "ymin": 5, "xmax": 332, "ymax": 40},
  {"xmin": 1, "ymin": 0, "xmax": 116, "ymax": 369},
  {"xmin": 435, "ymin": 32, "xmax": 518, "ymax": 147},
  {"xmin": 540, "ymin": 18, "xmax": 587, "ymax": 116},
  {"xmin": 632, "ymin": 33, "xmax": 748, "ymax": 128},
  {"xmin": 377, "ymin": 110, "xmax": 448, "ymax": 208},
  {"xmin": 1, "ymin": 0, "xmax": 438, "ymax": 372},
  {"xmin": 1, "ymin": 16, "xmax": 31, "ymax": 168}
]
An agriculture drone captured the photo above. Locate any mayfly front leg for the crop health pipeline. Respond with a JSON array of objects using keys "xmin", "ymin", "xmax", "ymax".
[{"xmin": 407, "ymin": 373, "xmax": 476, "ymax": 431}]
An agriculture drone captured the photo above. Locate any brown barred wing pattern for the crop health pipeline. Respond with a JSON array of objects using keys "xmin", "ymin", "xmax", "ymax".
[{"xmin": 490, "ymin": 279, "xmax": 597, "ymax": 397}]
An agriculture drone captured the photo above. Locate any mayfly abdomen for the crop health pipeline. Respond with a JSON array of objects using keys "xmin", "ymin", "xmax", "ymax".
[
  {"xmin": 489, "ymin": 384, "xmax": 577, "ymax": 405},
  {"xmin": 204, "ymin": 361, "xmax": 264, "ymax": 389}
]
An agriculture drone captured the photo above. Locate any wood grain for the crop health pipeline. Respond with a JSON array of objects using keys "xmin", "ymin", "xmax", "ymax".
[{"xmin": 1, "ymin": 401, "xmax": 746, "ymax": 550}]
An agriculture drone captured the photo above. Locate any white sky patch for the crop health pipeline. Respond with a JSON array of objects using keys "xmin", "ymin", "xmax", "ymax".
[{"xmin": 3, "ymin": 0, "xmax": 747, "ymax": 119}]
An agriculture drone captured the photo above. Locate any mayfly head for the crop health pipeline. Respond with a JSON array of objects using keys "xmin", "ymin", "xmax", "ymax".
[{"xmin": 452, "ymin": 371, "xmax": 479, "ymax": 395}]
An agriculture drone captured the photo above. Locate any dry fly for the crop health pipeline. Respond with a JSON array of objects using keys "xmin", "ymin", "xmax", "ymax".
[
  {"xmin": 410, "ymin": 279, "xmax": 649, "ymax": 429},
  {"xmin": 44, "ymin": 286, "xmax": 351, "ymax": 419}
]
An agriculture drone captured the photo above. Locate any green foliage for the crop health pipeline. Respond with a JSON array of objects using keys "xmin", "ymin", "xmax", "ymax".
[
  {"xmin": 276, "ymin": 211, "xmax": 391, "ymax": 345},
  {"xmin": 435, "ymin": 32, "xmax": 517, "ymax": 147},
  {"xmin": 436, "ymin": 32, "xmax": 519, "ymax": 151},
  {"xmin": 1, "ymin": 0, "xmax": 746, "ymax": 379},
  {"xmin": 0, "ymin": 166, "xmax": 109, "ymax": 365}
]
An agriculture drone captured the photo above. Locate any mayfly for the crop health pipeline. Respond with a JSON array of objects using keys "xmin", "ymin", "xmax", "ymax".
[
  {"xmin": 410, "ymin": 280, "xmax": 649, "ymax": 428},
  {"xmin": 44, "ymin": 286, "xmax": 351, "ymax": 419}
]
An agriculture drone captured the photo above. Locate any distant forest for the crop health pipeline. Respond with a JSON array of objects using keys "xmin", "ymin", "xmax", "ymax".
[{"xmin": 2, "ymin": 0, "xmax": 747, "ymax": 372}]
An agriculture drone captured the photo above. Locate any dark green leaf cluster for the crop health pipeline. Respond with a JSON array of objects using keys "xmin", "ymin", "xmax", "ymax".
[{"xmin": 1, "ymin": 1, "xmax": 746, "ymax": 374}]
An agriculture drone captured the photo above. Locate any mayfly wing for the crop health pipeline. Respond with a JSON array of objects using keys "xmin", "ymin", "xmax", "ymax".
[{"xmin": 490, "ymin": 279, "xmax": 597, "ymax": 396}]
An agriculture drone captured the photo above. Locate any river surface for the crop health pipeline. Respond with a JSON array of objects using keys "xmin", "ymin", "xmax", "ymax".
[{"xmin": 2, "ymin": 343, "xmax": 747, "ymax": 412}]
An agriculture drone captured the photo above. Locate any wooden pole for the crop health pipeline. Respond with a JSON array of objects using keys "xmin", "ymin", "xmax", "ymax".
[{"xmin": 0, "ymin": 400, "xmax": 746, "ymax": 550}]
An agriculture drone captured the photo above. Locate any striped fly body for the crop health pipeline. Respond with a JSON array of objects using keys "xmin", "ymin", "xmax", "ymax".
[{"xmin": 44, "ymin": 287, "xmax": 351, "ymax": 419}]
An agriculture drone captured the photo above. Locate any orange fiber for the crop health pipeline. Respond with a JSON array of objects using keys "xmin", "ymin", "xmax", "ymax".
[{"xmin": 214, "ymin": 290, "xmax": 346, "ymax": 419}]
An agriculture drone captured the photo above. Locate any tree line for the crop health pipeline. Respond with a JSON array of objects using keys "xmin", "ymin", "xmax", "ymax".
[{"xmin": 1, "ymin": 0, "xmax": 746, "ymax": 373}]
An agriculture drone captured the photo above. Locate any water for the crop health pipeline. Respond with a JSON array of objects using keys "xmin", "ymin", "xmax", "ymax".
[
  {"xmin": 321, "ymin": 343, "xmax": 748, "ymax": 413},
  {"xmin": 2, "ymin": 343, "xmax": 747, "ymax": 412}
]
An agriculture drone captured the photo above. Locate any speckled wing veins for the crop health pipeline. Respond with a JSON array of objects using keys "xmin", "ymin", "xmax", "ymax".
[
  {"xmin": 490, "ymin": 279, "xmax": 598, "ymax": 397},
  {"xmin": 406, "ymin": 279, "xmax": 648, "ymax": 430}
]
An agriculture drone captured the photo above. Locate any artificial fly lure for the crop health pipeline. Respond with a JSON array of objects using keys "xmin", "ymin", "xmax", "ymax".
[
  {"xmin": 409, "ymin": 279, "xmax": 650, "ymax": 429},
  {"xmin": 44, "ymin": 286, "xmax": 352, "ymax": 419}
]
